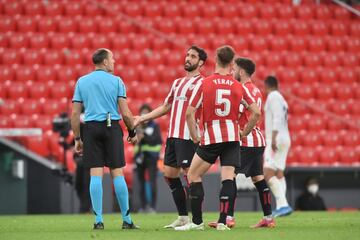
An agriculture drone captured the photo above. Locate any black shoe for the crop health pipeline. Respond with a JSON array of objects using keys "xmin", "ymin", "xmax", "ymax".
[
  {"xmin": 93, "ymin": 222, "xmax": 104, "ymax": 230},
  {"xmin": 122, "ymin": 221, "xmax": 139, "ymax": 229}
]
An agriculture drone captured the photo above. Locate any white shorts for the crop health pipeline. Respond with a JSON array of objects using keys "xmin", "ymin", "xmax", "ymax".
[{"xmin": 264, "ymin": 140, "xmax": 290, "ymax": 171}]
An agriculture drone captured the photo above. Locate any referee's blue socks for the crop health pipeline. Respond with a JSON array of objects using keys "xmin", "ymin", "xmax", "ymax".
[
  {"xmin": 113, "ymin": 176, "xmax": 132, "ymax": 224},
  {"xmin": 90, "ymin": 176, "xmax": 103, "ymax": 224}
]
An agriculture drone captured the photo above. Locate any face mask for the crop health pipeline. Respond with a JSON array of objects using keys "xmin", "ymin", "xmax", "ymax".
[{"xmin": 307, "ymin": 184, "xmax": 319, "ymax": 195}]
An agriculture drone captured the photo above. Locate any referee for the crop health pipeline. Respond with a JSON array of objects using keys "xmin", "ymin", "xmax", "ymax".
[{"xmin": 71, "ymin": 48, "xmax": 138, "ymax": 230}]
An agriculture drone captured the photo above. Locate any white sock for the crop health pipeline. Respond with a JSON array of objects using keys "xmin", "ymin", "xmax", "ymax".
[
  {"xmin": 268, "ymin": 176, "xmax": 289, "ymax": 209},
  {"xmin": 279, "ymin": 177, "xmax": 287, "ymax": 195}
]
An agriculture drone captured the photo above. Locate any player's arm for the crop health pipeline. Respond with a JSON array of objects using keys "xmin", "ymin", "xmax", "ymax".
[
  {"xmin": 136, "ymin": 103, "xmax": 172, "ymax": 125},
  {"xmin": 241, "ymin": 103, "xmax": 261, "ymax": 137},
  {"xmin": 118, "ymin": 97, "xmax": 138, "ymax": 144},
  {"xmin": 71, "ymin": 102, "xmax": 82, "ymax": 139},
  {"xmin": 269, "ymin": 96, "xmax": 283, "ymax": 151},
  {"xmin": 186, "ymin": 80, "xmax": 203, "ymax": 143}
]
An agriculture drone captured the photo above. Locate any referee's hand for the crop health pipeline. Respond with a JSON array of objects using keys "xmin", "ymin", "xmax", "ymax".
[
  {"xmin": 75, "ymin": 139, "xmax": 83, "ymax": 156},
  {"xmin": 127, "ymin": 135, "xmax": 138, "ymax": 145}
]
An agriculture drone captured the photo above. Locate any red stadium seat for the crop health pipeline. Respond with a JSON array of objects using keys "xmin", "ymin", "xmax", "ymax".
[
  {"xmin": 254, "ymin": 20, "xmax": 273, "ymax": 36},
  {"xmin": 125, "ymin": 50, "xmax": 143, "ymax": 65},
  {"xmin": 333, "ymin": 7, "xmax": 351, "ymax": 21},
  {"xmin": 36, "ymin": 66, "xmax": 57, "ymax": 82},
  {"xmin": 322, "ymin": 132, "xmax": 342, "ymax": 147},
  {"xmin": 0, "ymin": 115, "xmax": 13, "ymax": 128},
  {"xmin": 288, "ymin": 116, "xmax": 307, "ymax": 131},
  {"xmin": 23, "ymin": 50, "xmax": 43, "ymax": 65},
  {"xmin": 342, "ymin": 54, "xmax": 358, "ymax": 68},
  {"xmin": 296, "ymin": 5, "xmax": 315, "ymax": 20},
  {"xmin": 335, "ymin": 86, "xmax": 354, "ymax": 100},
  {"xmin": 303, "ymin": 53, "xmax": 322, "ymax": 67},
  {"xmin": 98, "ymin": 17, "xmax": 117, "ymax": 33},
  {"xmin": 318, "ymin": 147, "xmax": 339, "ymax": 164},
  {"xmin": 308, "ymin": 37, "xmax": 326, "ymax": 52},
  {"xmin": 322, "ymin": 54, "xmax": 340, "ymax": 68},
  {"xmin": 230, "ymin": 37, "xmax": 249, "ymax": 53},
  {"xmin": 251, "ymin": 38, "xmax": 268, "ymax": 52},
  {"xmin": 303, "ymin": 133, "xmax": 322, "ymax": 146},
  {"xmin": 15, "ymin": 66, "xmax": 35, "ymax": 82},
  {"xmin": 50, "ymin": 34, "xmax": 70, "ymax": 49},
  {"xmin": 277, "ymin": 5, "xmax": 295, "ymax": 19},
  {"xmin": 330, "ymin": 101, "xmax": 348, "ymax": 115},
  {"xmin": 151, "ymin": 37, "xmax": 171, "ymax": 50},
  {"xmin": 112, "ymin": 35, "xmax": 131, "ymax": 50},
  {"xmin": 163, "ymin": 4, "xmax": 182, "ymax": 18},
  {"xmin": 293, "ymin": 20, "xmax": 310, "ymax": 36},
  {"xmin": 33, "ymin": 115, "xmax": 53, "ymax": 132},
  {"xmin": 4, "ymin": 2, "xmax": 23, "ymax": 15},
  {"xmin": 64, "ymin": 2, "xmax": 84, "ymax": 16},
  {"xmin": 269, "ymin": 37, "xmax": 288, "ymax": 51},
  {"xmin": 0, "ymin": 17, "xmax": 16, "ymax": 32},
  {"xmin": 311, "ymin": 21, "xmax": 329, "ymax": 36},
  {"xmin": 42, "ymin": 98, "xmax": 68, "ymax": 117},
  {"xmin": 315, "ymin": 6, "xmax": 332, "ymax": 20},
  {"xmin": 350, "ymin": 23, "xmax": 360, "ymax": 37},
  {"xmin": 124, "ymin": 4, "xmax": 143, "ymax": 17},
  {"xmin": 84, "ymin": 3, "xmax": 104, "ymax": 16},
  {"xmin": 12, "ymin": 114, "xmax": 33, "ymax": 128},
  {"xmin": 70, "ymin": 34, "xmax": 91, "ymax": 49},
  {"xmin": 278, "ymin": 68, "xmax": 299, "ymax": 84},
  {"xmin": 144, "ymin": 4, "xmax": 162, "ymax": 18},
  {"xmin": 298, "ymin": 147, "xmax": 319, "ymax": 165},
  {"xmin": 0, "ymin": 34, "xmax": 8, "ymax": 48},
  {"xmin": 0, "ymin": 67, "xmax": 15, "ymax": 82},
  {"xmin": 29, "ymin": 82, "xmax": 50, "ymax": 99},
  {"xmin": 291, "ymin": 131, "xmax": 303, "ymax": 146},
  {"xmin": 7, "ymin": 83, "xmax": 28, "ymax": 99},
  {"xmin": 343, "ymin": 132, "xmax": 360, "ymax": 147},
  {"xmin": 330, "ymin": 22, "xmax": 348, "ymax": 36},
  {"xmin": 50, "ymin": 82, "xmax": 71, "ymax": 99},
  {"xmin": 64, "ymin": 49, "xmax": 85, "ymax": 65},
  {"xmin": 145, "ymin": 51, "xmax": 165, "ymax": 66},
  {"xmin": 201, "ymin": 4, "xmax": 220, "ymax": 18},
  {"xmin": 44, "ymin": 2, "xmax": 64, "ymax": 16},
  {"xmin": 289, "ymin": 37, "xmax": 307, "ymax": 52},
  {"xmin": 165, "ymin": 51, "xmax": 183, "ymax": 67},
  {"xmin": 236, "ymin": 21, "xmax": 253, "ymax": 35},
  {"xmin": 24, "ymin": 2, "xmax": 44, "ymax": 16},
  {"xmin": 196, "ymin": 19, "xmax": 214, "ymax": 35},
  {"xmin": 315, "ymin": 84, "xmax": 334, "ymax": 100},
  {"xmin": 327, "ymin": 118, "xmax": 346, "ymax": 131},
  {"xmin": 78, "ymin": 18, "xmax": 97, "ymax": 33},
  {"xmin": 215, "ymin": 19, "xmax": 234, "ymax": 35},
  {"xmin": 57, "ymin": 17, "xmax": 77, "ymax": 33},
  {"xmin": 274, "ymin": 21, "xmax": 292, "ymax": 36},
  {"xmin": 220, "ymin": 4, "xmax": 238, "ymax": 19},
  {"xmin": 284, "ymin": 53, "xmax": 302, "ymax": 68},
  {"xmin": 327, "ymin": 37, "xmax": 345, "ymax": 52},
  {"xmin": 265, "ymin": 52, "xmax": 283, "ymax": 68},
  {"xmin": 0, "ymin": 99, "xmax": 21, "ymax": 115},
  {"xmin": 239, "ymin": 4, "xmax": 258, "ymax": 18},
  {"xmin": 347, "ymin": 38, "xmax": 360, "ymax": 52},
  {"xmin": 339, "ymin": 70, "xmax": 357, "ymax": 84},
  {"xmin": 56, "ymin": 66, "xmax": 77, "ymax": 82},
  {"xmin": 117, "ymin": 18, "xmax": 138, "ymax": 34},
  {"xmin": 24, "ymin": 135, "xmax": 49, "ymax": 157},
  {"xmin": 259, "ymin": 5, "xmax": 276, "ymax": 19},
  {"xmin": 320, "ymin": 68, "xmax": 337, "ymax": 84},
  {"xmin": 20, "ymin": 99, "xmax": 42, "ymax": 115},
  {"xmin": 9, "ymin": 33, "xmax": 29, "ymax": 48},
  {"xmin": 339, "ymin": 148, "xmax": 358, "ymax": 164},
  {"xmin": 139, "ymin": 66, "xmax": 159, "ymax": 83},
  {"xmin": 29, "ymin": 34, "xmax": 50, "ymax": 49},
  {"xmin": 119, "ymin": 67, "xmax": 140, "ymax": 83},
  {"xmin": 295, "ymin": 83, "xmax": 315, "ymax": 98},
  {"xmin": 17, "ymin": 16, "xmax": 37, "ymax": 32},
  {"xmin": 37, "ymin": 16, "xmax": 57, "ymax": 33}
]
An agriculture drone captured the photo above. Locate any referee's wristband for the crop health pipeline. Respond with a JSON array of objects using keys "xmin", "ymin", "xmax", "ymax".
[
  {"xmin": 128, "ymin": 128, "xmax": 136, "ymax": 138},
  {"xmin": 74, "ymin": 136, "xmax": 81, "ymax": 141}
]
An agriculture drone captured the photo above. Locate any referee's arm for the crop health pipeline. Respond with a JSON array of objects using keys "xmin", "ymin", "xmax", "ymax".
[
  {"xmin": 71, "ymin": 102, "xmax": 83, "ymax": 139},
  {"xmin": 118, "ymin": 97, "xmax": 135, "ymax": 131}
]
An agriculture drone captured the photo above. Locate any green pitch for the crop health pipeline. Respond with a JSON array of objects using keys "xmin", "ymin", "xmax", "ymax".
[{"xmin": 0, "ymin": 211, "xmax": 359, "ymax": 240}]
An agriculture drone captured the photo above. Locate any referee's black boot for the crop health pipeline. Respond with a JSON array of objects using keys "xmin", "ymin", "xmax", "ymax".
[
  {"xmin": 122, "ymin": 221, "xmax": 139, "ymax": 229},
  {"xmin": 93, "ymin": 222, "xmax": 104, "ymax": 230}
]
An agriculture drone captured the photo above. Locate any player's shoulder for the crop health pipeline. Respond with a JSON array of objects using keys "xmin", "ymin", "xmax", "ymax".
[{"xmin": 243, "ymin": 81, "xmax": 262, "ymax": 96}]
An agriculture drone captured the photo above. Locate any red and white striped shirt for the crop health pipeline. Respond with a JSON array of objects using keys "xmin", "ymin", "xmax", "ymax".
[
  {"xmin": 239, "ymin": 81, "xmax": 266, "ymax": 147},
  {"xmin": 189, "ymin": 73, "xmax": 255, "ymax": 145},
  {"xmin": 164, "ymin": 75, "xmax": 203, "ymax": 140}
]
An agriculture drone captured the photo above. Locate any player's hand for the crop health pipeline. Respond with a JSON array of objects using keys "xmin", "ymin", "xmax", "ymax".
[
  {"xmin": 133, "ymin": 115, "xmax": 143, "ymax": 128},
  {"xmin": 74, "ymin": 139, "xmax": 83, "ymax": 156},
  {"xmin": 271, "ymin": 140, "xmax": 278, "ymax": 152},
  {"xmin": 239, "ymin": 130, "xmax": 244, "ymax": 138},
  {"xmin": 127, "ymin": 135, "xmax": 138, "ymax": 145}
]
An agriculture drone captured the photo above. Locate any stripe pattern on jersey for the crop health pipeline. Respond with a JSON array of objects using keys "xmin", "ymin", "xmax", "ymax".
[{"xmin": 165, "ymin": 75, "xmax": 202, "ymax": 140}]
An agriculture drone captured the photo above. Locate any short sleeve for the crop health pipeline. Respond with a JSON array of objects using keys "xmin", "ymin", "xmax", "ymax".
[
  {"xmin": 242, "ymin": 84, "xmax": 255, "ymax": 105},
  {"xmin": 189, "ymin": 80, "xmax": 203, "ymax": 109},
  {"xmin": 72, "ymin": 80, "xmax": 83, "ymax": 102},
  {"xmin": 118, "ymin": 77, "xmax": 126, "ymax": 98},
  {"xmin": 164, "ymin": 80, "xmax": 177, "ymax": 104}
]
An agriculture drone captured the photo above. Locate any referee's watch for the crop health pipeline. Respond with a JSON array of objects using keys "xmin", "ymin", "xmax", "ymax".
[
  {"xmin": 128, "ymin": 128, "xmax": 137, "ymax": 138},
  {"xmin": 74, "ymin": 136, "xmax": 81, "ymax": 141}
]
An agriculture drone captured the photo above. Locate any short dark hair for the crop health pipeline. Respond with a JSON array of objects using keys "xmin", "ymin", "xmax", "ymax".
[
  {"xmin": 216, "ymin": 45, "xmax": 235, "ymax": 67},
  {"xmin": 234, "ymin": 57, "xmax": 256, "ymax": 76},
  {"xmin": 92, "ymin": 48, "xmax": 109, "ymax": 65},
  {"xmin": 139, "ymin": 103, "xmax": 152, "ymax": 113},
  {"xmin": 188, "ymin": 45, "xmax": 207, "ymax": 62},
  {"xmin": 264, "ymin": 75, "xmax": 279, "ymax": 89}
]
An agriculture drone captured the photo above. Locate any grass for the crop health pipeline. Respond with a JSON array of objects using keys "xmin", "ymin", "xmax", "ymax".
[{"xmin": 0, "ymin": 211, "xmax": 359, "ymax": 240}]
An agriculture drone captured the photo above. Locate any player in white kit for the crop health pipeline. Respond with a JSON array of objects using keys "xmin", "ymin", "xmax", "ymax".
[{"xmin": 263, "ymin": 76, "xmax": 293, "ymax": 217}]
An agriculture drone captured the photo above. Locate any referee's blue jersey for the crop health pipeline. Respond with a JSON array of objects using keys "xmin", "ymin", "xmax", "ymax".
[{"xmin": 72, "ymin": 70, "xmax": 126, "ymax": 122}]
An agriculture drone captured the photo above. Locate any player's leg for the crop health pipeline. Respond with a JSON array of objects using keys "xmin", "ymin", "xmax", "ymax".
[
  {"xmin": 107, "ymin": 125, "xmax": 138, "ymax": 229},
  {"xmin": 83, "ymin": 122, "xmax": 105, "ymax": 229},
  {"xmin": 215, "ymin": 142, "xmax": 239, "ymax": 231},
  {"xmin": 163, "ymin": 138, "xmax": 189, "ymax": 228},
  {"xmin": 271, "ymin": 142, "xmax": 292, "ymax": 217}
]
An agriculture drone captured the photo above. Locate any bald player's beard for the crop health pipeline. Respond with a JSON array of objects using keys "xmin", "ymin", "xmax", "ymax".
[{"xmin": 184, "ymin": 60, "xmax": 200, "ymax": 72}]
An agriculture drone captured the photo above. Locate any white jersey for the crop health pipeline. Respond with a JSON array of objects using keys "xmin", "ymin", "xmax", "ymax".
[{"xmin": 264, "ymin": 90, "xmax": 290, "ymax": 144}]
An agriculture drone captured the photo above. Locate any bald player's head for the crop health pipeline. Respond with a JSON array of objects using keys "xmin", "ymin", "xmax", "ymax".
[{"xmin": 92, "ymin": 48, "xmax": 115, "ymax": 73}]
